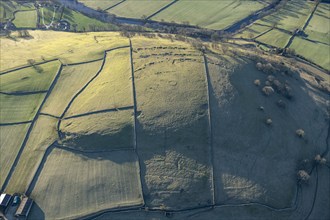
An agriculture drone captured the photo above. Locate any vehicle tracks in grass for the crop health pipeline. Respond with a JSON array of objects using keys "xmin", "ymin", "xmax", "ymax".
[
  {"xmin": 1, "ymin": 63, "xmax": 63, "ymax": 192},
  {"xmin": 56, "ymin": 45, "xmax": 130, "ymax": 140}
]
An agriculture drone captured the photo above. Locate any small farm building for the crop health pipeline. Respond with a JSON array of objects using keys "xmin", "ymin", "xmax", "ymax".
[
  {"xmin": 15, "ymin": 197, "xmax": 33, "ymax": 218},
  {"xmin": 0, "ymin": 193, "xmax": 12, "ymax": 212}
]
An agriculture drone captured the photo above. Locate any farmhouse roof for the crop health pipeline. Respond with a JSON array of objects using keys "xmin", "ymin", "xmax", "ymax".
[
  {"xmin": 0, "ymin": 193, "xmax": 12, "ymax": 207},
  {"xmin": 15, "ymin": 197, "xmax": 33, "ymax": 217}
]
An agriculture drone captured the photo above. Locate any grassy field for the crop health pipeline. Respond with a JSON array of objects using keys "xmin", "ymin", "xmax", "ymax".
[
  {"xmin": 235, "ymin": 24, "xmax": 271, "ymax": 39},
  {"xmin": 62, "ymin": 8, "xmax": 118, "ymax": 32},
  {"xmin": 12, "ymin": 10, "xmax": 37, "ymax": 28},
  {"xmin": 5, "ymin": 115, "xmax": 58, "ymax": 193},
  {"xmin": 60, "ymin": 110, "xmax": 134, "ymax": 151},
  {"xmin": 304, "ymin": 3, "xmax": 330, "ymax": 44},
  {"xmin": 79, "ymin": 0, "xmax": 123, "ymax": 10},
  {"xmin": 29, "ymin": 149, "xmax": 143, "ymax": 219},
  {"xmin": 132, "ymin": 37, "xmax": 213, "ymax": 208},
  {"xmin": 41, "ymin": 60, "xmax": 103, "ymax": 117},
  {"xmin": 152, "ymin": 1, "xmax": 265, "ymax": 29},
  {"xmin": 256, "ymin": 0, "xmax": 314, "ymax": 32},
  {"xmin": 65, "ymin": 47, "xmax": 132, "ymax": 117},
  {"xmin": 207, "ymin": 57, "xmax": 328, "ymax": 207},
  {"xmin": 40, "ymin": 6, "xmax": 62, "ymax": 25},
  {"xmin": 0, "ymin": 1, "xmax": 34, "ymax": 22},
  {"xmin": 0, "ymin": 61, "xmax": 61, "ymax": 93},
  {"xmin": 0, "ymin": 31, "xmax": 129, "ymax": 72},
  {"xmin": 0, "ymin": 123, "xmax": 30, "ymax": 187},
  {"xmin": 256, "ymin": 29, "xmax": 291, "ymax": 48},
  {"xmin": 290, "ymin": 37, "xmax": 330, "ymax": 70},
  {"xmin": 0, "ymin": 93, "xmax": 45, "ymax": 124},
  {"xmin": 107, "ymin": 0, "xmax": 172, "ymax": 19},
  {"xmin": 1, "ymin": 31, "xmax": 329, "ymax": 219}
]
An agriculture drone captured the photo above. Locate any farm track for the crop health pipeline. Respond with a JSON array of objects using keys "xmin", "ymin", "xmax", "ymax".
[
  {"xmin": 202, "ymin": 54, "xmax": 216, "ymax": 205},
  {"xmin": 56, "ymin": 45, "xmax": 129, "ymax": 139},
  {"xmin": 146, "ymin": 0, "xmax": 178, "ymax": 20},
  {"xmin": 63, "ymin": 106, "xmax": 133, "ymax": 120},
  {"xmin": 0, "ymin": 91, "xmax": 48, "ymax": 95},
  {"xmin": 1, "ymin": 64, "xmax": 63, "ymax": 192},
  {"xmin": 40, "ymin": 6, "xmax": 57, "ymax": 29},
  {"xmin": 129, "ymin": 39, "xmax": 146, "ymax": 207}
]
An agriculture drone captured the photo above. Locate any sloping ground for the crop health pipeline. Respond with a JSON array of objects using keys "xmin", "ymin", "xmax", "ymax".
[
  {"xmin": 290, "ymin": 37, "xmax": 330, "ymax": 71},
  {"xmin": 60, "ymin": 110, "xmax": 134, "ymax": 151},
  {"xmin": 65, "ymin": 47, "xmax": 132, "ymax": 117},
  {"xmin": 61, "ymin": 8, "xmax": 119, "ymax": 32},
  {"xmin": 29, "ymin": 149, "xmax": 143, "ymax": 220},
  {"xmin": 1, "ymin": 32, "xmax": 329, "ymax": 219},
  {"xmin": 207, "ymin": 57, "xmax": 328, "ymax": 208},
  {"xmin": 0, "ymin": 124, "xmax": 30, "ymax": 187},
  {"xmin": 0, "ymin": 31, "xmax": 128, "ymax": 71},
  {"xmin": 41, "ymin": 60, "xmax": 103, "ymax": 117},
  {"xmin": 107, "ymin": 0, "xmax": 172, "ymax": 19},
  {"xmin": 152, "ymin": 0, "xmax": 265, "ymax": 30},
  {"xmin": 0, "ymin": 1, "xmax": 34, "ymax": 22},
  {"xmin": 132, "ymin": 37, "xmax": 213, "ymax": 209},
  {"xmin": 5, "ymin": 115, "xmax": 58, "ymax": 193},
  {"xmin": 0, "ymin": 61, "xmax": 61, "ymax": 93},
  {"xmin": 12, "ymin": 10, "xmax": 37, "ymax": 28},
  {"xmin": 0, "ymin": 93, "xmax": 45, "ymax": 124}
]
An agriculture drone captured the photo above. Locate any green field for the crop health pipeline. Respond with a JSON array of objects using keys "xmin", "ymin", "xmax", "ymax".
[
  {"xmin": 30, "ymin": 149, "xmax": 143, "ymax": 219},
  {"xmin": 256, "ymin": 29, "xmax": 291, "ymax": 48},
  {"xmin": 40, "ymin": 6, "xmax": 62, "ymax": 26},
  {"xmin": 0, "ymin": 61, "xmax": 60, "ymax": 93},
  {"xmin": 0, "ymin": 1, "xmax": 34, "ymax": 22},
  {"xmin": 0, "ymin": 31, "xmax": 329, "ymax": 219},
  {"xmin": 132, "ymin": 37, "xmax": 213, "ymax": 208},
  {"xmin": 107, "ymin": 0, "xmax": 172, "ymax": 19},
  {"xmin": 65, "ymin": 47, "xmax": 132, "ymax": 117},
  {"xmin": 79, "ymin": 0, "xmax": 123, "ymax": 10},
  {"xmin": 305, "ymin": 3, "xmax": 330, "ymax": 44},
  {"xmin": 5, "ymin": 115, "xmax": 58, "ymax": 193},
  {"xmin": 0, "ymin": 93, "xmax": 45, "ymax": 124},
  {"xmin": 256, "ymin": 0, "xmax": 314, "ymax": 32},
  {"xmin": 0, "ymin": 123, "xmax": 30, "ymax": 187},
  {"xmin": 62, "ymin": 8, "xmax": 118, "ymax": 32},
  {"xmin": 12, "ymin": 10, "xmax": 37, "ymax": 28},
  {"xmin": 236, "ymin": 24, "xmax": 271, "ymax": 39},
  {"xmin": 60, "ymin": 110, "xmax": 134, "ymax": 151},
  {"xmin": 152, "ymin": 0, "xmax": 265, "ymax": 29},
  {"xmin": 290, "ymin": 37, "xmax": 330, "ymax": 70},
  {"xmin": 0, "ymin": 31, "xmax": 129, "ymax": 72},
  {"xmin": 207, "ymin": 57, "xmax": 327, "ymax": 207},
  {"xmin": 41, "ymin": 60, "xmax": 102, "ymax": 117}
]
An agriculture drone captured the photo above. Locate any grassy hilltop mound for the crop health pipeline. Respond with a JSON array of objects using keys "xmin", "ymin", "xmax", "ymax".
[{"xmin": 0, "ymin": 31, "xmax": 329, "ymax": 219}]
